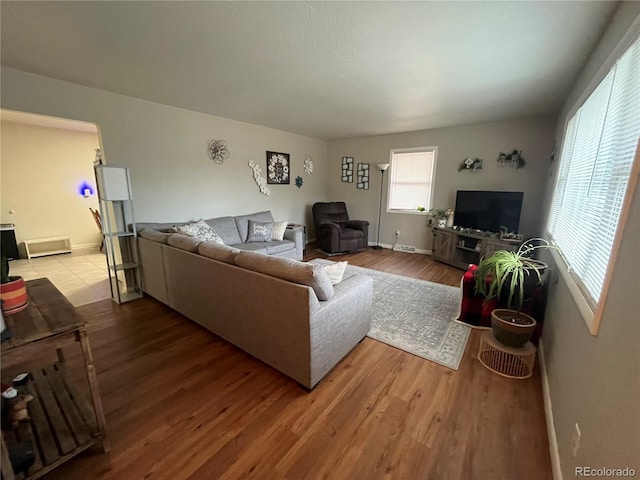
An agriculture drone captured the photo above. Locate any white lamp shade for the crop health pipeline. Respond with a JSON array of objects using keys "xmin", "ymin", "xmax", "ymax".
[
  {"xmin": 377, "ymin": 163, "xmax": 390, "ymax": 172},
  {"xmin": 95, "ymin": 166, "xmax": 131, "ymax": 200}
]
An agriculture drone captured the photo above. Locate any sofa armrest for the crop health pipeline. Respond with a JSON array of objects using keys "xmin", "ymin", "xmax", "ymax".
[
  {"xmin": 309, "ymin": 274, "xmax": 373, "ymax": 387},
  {"xmin": 283, "ymin": 227, "xmax": 304, "ymax": 260},
  {"xmin": 344, "ymin": 220, "xmax": 369, "ymax": 230}
]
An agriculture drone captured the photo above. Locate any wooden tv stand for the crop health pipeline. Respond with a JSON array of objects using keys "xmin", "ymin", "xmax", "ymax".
[{"xmin": 432, "ymin": 227, "xmax": 522, "ymax": 270}]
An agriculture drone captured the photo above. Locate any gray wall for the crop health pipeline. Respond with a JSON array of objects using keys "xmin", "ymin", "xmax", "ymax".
[
  {"xmin": 327, "ymin": 117, "xmax": 555, "ymax": 250},
  {"xmin": 0, "ymin": 68, "xmax": 328, "ymax": 231},
  {"xmin": 541, "ymin": 2, "xmax": 640, "ymax": 477}
]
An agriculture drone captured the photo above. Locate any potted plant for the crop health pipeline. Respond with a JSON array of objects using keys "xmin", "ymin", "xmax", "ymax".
[
  {"xmin": 1, "ymin": 252, "xmax": 29, "ymax": 315},
  {"xmin": 426, "ymin": 208, "xmax": 454, "ymax": 228},
  {"xmin": 474, "ymin": 238, "xmax": 555, "ymax": 347}
]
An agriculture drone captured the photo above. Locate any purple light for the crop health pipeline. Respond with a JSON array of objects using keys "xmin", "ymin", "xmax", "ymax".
[{"xmin": 78, "ymin": 181, "xmax": 95, "ymax": 197}]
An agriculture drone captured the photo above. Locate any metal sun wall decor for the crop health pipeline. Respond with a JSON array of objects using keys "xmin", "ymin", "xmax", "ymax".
[
  {"xmin": 341, "ymin": 157, "xmax": 354, "ymax": 182},
  {"xmin": 266, "ymin": 151, "xmax": 290, "ymax": 184},
  {"xmin": 295, "ymin": 176, "xmax": 303, "ymax": 188},
  {"xmin": 497, "ymin": 150, "xmax": 526, "ymax": 169},
  {"xmin": 357, "ymin": 163, "xmax": 370, "ymax": 189},
  {"xmin": 458, "ymin": 157, "xmax": 483, "ymax": 172},
  {"xmin": 208, "ymin": 139, "xmax": 230, "ymax": 164},
  {"xmin": 304, "ymin": 155, "xmax": 313, "ymax": 174},
  {"xmin": 248, "ymin": 160, "xmax": 271, "ymax": 196}
]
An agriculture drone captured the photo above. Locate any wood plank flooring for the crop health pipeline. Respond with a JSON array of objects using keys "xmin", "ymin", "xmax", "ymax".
[{"xmin": 9, "ymin": 247, "xmax": 551, "ymax": 479}]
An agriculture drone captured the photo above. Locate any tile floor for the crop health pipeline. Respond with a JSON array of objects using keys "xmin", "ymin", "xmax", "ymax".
[{"xmin": 9, "ymin": 250, "xmax": 112, "ymax": 307}]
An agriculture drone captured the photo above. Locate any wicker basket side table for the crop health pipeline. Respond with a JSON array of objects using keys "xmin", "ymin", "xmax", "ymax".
[{"xmin": 478, "ymin": 331, "xmax": 536, "ymax": 379}]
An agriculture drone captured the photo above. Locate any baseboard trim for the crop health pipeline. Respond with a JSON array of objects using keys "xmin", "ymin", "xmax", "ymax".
[
  {"xmin": 367, "ymin": 242, "xmax": 431, "ymax": 255},
  {"xmin": 539, "ymin": 340, "xmax": 563, "ymax": 480},
  {"xmin": 72, "ymin": 242, "xmax": 102, "ymax": 252}
]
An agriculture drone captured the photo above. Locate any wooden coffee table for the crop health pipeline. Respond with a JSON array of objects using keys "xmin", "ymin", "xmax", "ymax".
[{"xmin": 1, "ymin": 278, "xmax": 109, "ymax": 480}]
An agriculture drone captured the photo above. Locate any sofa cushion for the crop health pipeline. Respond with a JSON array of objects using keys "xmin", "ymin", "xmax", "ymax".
[
  {"xmin": 271, "ymin": 221, "xmax": 288, "ymax": 241},
  {"xmin": 235, "ymin": 250, "xmax": 334, "ymax": 301},
  {"xmin": 198, "ymin": 242, "xmax": 240, "ymax": 264},
  {"xmin": 139, "ymin": 229, "xmax": 173, "ymax": 244},
  {"xmin": 263, "ymin": 240, "xmax": 295, "ymax": 255},
  {"xmin": 174, "ymin": 220, "xmax": 224, "ymax": 244},
  {"xmin": 232, "ymin": 243, "xmax": 268, "ymax": 254},
  {"xmin": 323, "ymin": 261, "xmax": 348, "ymax": 285},
  {"xmin": 204, "ymin": 217, "xmax": 242, "ymax": 245},
  {"xmin": 168, "ymin": 234, "xmax": 204, "ymax": 253},
  {"xmin": 235, "ymin": 211, "xmax": 275, "ymax": 243},
  {"xmin": 247, "ymin": 220, "xmax": 274, "ymax": 242}
]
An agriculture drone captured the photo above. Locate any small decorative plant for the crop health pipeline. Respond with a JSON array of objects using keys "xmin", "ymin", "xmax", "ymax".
[
  {"xmin": 475, "ymin": 238, "xmax": 556, "ymax": 310},
  {"xmin": 426, "ymin": 208, "xmax": 454, "ymax": 226}
]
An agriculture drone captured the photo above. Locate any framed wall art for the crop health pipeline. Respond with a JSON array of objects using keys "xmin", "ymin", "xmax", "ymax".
[
  {"xmin": 341, "ymin": 157, "xmax": 354, "ymax": 182},
  {"xmin": 266, "ymin": 151, "xmax": 290, "ymax": 184},
  {"xmin": 357, "ymin": 162, "xmax": 369, "ymax": 189}
]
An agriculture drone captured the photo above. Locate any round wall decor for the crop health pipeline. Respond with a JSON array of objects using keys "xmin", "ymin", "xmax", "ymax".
[{"xmin": 208, "ymin": 139, "xmax": 230, "ymax": 164}]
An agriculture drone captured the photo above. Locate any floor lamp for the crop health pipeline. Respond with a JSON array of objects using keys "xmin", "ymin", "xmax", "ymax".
[{"xmin": 373, "ymin": 163, "xmax": 390, "ymax": 249}]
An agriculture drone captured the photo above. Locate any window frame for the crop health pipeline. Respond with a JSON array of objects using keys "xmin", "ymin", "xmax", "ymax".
[
  {"xmin": 385, "ymin": 146, "xmax": 438, "ymax": 215},
  {"xmin": 545, "ymin": 30, "xmax": 640, "ymax": 335}
]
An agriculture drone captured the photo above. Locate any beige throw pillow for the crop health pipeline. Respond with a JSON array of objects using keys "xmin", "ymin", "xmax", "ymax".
[
  {"xmin": 271, "ymin": 221, "xmax": 289, "ymax": 241},
  {"xmin": 323, "ymin": 261, "xmax": 348, "ymax": 285}
]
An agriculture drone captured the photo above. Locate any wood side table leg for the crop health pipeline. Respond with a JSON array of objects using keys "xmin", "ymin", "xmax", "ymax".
[{"xmin": 78, "ymin": 329, "xmax": 111, "ymax": 453}]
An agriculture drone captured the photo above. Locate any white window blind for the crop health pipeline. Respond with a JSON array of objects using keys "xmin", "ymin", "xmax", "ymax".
[
  {"xmin": 547, "ymin": 35, "xmax": 640, "ymax": 308},
  {"xmin": 388, "ymin": 149, "xmax": 436, "ymax": 212}
]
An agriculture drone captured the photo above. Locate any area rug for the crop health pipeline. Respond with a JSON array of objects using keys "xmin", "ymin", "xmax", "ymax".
[{"xmin": 310, "ymin": 259, "xmax": 471, "ymax": 370}]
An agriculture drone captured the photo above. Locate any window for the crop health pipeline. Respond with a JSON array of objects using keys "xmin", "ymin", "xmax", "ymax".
[
  {"xmin": 387, "ymin": 147, "xmax": 437, "ymax": 213},
  {"xmin": 547, "ymin": 35, "xmax": 640, "ymax": 326}
]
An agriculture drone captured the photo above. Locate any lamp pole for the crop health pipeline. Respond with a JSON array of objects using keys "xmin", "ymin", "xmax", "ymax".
[{"xmin": 373, "ymin": 163, "xmax": 390, "ymax": 250}]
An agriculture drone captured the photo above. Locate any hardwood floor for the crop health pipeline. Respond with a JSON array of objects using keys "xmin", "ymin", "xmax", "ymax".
[{"xmin": 13, "ymin": 247, "xmax": 551, "ymax": 479}]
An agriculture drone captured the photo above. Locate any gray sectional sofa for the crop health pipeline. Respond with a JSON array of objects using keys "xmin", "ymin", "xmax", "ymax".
[
  {"xmin": 138, "ymin": 210, "xmax": 303, "ymax": 260},
  {"xmin": 137, "ymin": 211, "xmax": 373, "ymax": 389}
]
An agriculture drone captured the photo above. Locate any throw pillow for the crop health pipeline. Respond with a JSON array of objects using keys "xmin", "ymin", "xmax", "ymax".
[
  {"xmin": 247, "ymin": 220, "xmax": 273, "ymax": 242},
  {"xmin": 271, "ymin": 221, "xmax": 288, "ymax": 241},
  {"xmin": 323, "ymin": 261, "xmax": 348, "ymax": 285},
  {"xmin": 174, "ymin": 220, "xmax": 224, "ymax": 244}
]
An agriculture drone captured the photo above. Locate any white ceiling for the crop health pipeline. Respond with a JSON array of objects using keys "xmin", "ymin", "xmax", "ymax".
[{"xmin": 1, "ymin": 1, "xmax": 617, "ymax": 140}]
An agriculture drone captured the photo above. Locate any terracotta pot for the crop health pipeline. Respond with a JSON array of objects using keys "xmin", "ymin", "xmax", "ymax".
[
  {"xmin": 1, "ymin": 276, "xmax": 29, "ymax": 315},
  {"xmin": 491, "ymin": 309, "xmax": 536, "ymax": 348}
]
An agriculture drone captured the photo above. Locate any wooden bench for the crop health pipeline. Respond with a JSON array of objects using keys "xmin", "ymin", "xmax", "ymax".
[{"xmin": 23, "ymin": 237, "xmax": 71, "ymax": 260}]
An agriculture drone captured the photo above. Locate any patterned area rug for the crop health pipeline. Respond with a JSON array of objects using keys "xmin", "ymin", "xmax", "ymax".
[{"xmin": 310, "ymin": 259, "xmax": 471, "ymax": 370}]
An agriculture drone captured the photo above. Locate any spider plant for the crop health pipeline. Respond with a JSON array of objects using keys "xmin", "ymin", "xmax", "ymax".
[{"xmin": 475, "ymin": 238, "xmax": 556, "ymax": 310}]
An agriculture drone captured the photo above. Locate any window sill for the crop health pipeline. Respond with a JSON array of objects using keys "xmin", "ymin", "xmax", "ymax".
[{"xmin": 386, "ymin": 209, "xmax": 428, "ymax": 216}]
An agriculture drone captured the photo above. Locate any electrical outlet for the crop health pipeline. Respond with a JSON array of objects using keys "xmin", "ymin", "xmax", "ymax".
[{"xmin": 571, "ymin": 423, "xmax": 581, "ymax": 457}]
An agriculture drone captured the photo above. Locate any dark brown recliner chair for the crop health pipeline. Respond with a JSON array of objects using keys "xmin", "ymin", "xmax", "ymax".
[{"xmin": 312, "ymin": 202, "xmax": 369, "ymax": 253}]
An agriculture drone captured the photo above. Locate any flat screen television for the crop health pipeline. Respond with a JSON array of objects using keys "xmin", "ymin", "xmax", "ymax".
[{"xmin": 454, "ymin": 190, "xmax": 524, "ymax": 233}]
